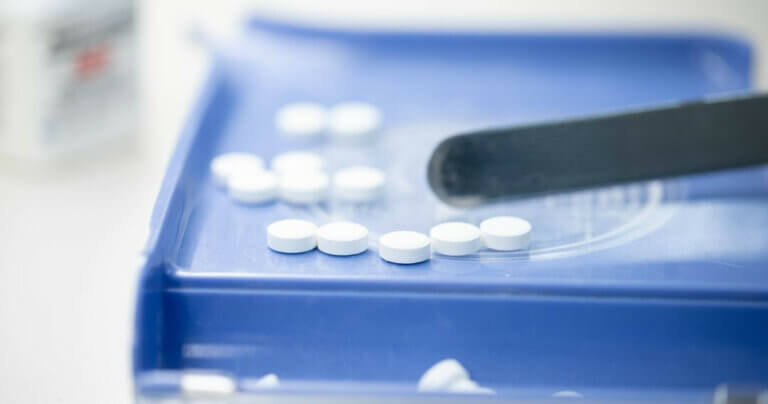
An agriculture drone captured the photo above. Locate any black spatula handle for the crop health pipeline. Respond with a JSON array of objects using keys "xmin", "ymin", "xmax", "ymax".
[{"xmin": 428, "ymin": 93, "xmax": 768, "ymax": 207}]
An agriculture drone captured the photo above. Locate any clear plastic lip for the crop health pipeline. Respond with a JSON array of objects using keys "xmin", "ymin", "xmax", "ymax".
[{"xmin": 303, "ymin": 123, "xmax": 681, "ymax": 263}]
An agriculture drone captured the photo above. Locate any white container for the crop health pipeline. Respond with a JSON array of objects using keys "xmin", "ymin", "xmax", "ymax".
[{"xmin": 0, "ymin": 0, "xmax": 135, "ymax": 163}]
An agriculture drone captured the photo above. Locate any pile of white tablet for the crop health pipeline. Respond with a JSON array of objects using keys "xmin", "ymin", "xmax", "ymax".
[
  {"xmin": 212, "ymin": 101, "xmax": 531, "ymax": 265},
  {"xmin": 211, "ymin": 151, "xmax": 386, "ymax": 205},
  {"xmin": 266, "ymin": 216, "xmax": 531, "ymax": 265},
  {"xmin": 275, "ymin": 101, "xmax": 382, "ymax": 143}
]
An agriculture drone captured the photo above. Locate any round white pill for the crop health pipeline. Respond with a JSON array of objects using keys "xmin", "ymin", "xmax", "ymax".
[
  {"xmin": 274, "ymin": 102, "xmax": 328, "ymax": 139},
  {"xmin": 429, "ymin": 222, "xmax": 481, "ymax": 256},
  {"xmin": 329, "ymin": 102, "xmax": 381, "ymax": 140},
  {"xmin": 267, "ymin": 219, "xmax": 318, "ymax": 253},
  {"xmin": 332, "ymin": 166, "xmax": 386, "ymax": 202},
  {"xmin": 379, "ymin": 231, "xmax": 431, "ymax": 264},
  {"xmin": 317, "ymin": 221, "xmax": 369, "ymax": 256},
  {"xmin": 279, "ymin": 171, "xmax": 330, "ymax": 204},
  {"xmin": 180, "ymin": 372, "xmax": 236, "ymax": 396},
  {"xmin": 249, "ymin": 373, "xmax": 280, "ymax": 389},
  {"xmin": 446, "ymin": 379, "xmax": 478, "ymax": 393},
  {"xmin": 271, "ymin": 151, "xmax": 325, "ymax": 175},
  {"xmin": 418, "ymin": 358, "xmax": 470, "ymax": 392},
  {"xmin": 210, "ymin": 153, "xmax": 264, "ymax": 187},
  {"xmin": 227, "ymin": 171, "xmax": 278, "ymax": 204},
  {"xmin": 480, "ymin": 216, "xmax": 532, "ymax": 251},
  {"xmin": 447, "ymin": 379, "xmax": 495, "ymax": 395}
]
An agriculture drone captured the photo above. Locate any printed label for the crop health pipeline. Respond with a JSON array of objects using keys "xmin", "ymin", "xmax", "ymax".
[{"xmin": 43, "ymin": 7, "xmax": 136, "ymax": 147}]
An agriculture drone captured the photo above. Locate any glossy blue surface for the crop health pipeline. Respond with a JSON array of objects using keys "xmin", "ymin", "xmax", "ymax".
[{"xmin": 134, "ymin": 18, "xmax": 768, "ymax": 401}]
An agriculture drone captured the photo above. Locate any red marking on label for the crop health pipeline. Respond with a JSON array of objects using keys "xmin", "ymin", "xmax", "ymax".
[{"xmin": 76, "ymin": 44, "xmax": 110, "ymax": 78}]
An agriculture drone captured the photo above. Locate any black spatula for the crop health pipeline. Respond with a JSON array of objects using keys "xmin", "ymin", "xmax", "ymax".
[{"xmin": 428, "ymin": 93, "xmax": 768, "ymax": 207}]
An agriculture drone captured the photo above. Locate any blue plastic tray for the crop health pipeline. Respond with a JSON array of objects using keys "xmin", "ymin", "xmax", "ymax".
[{"xmin": 134, "ymin": 18, "xmax": 768, "ymax": 401}]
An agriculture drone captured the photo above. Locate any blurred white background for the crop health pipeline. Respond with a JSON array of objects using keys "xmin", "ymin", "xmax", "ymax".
[{"xmin": 1, "ymin": 1, "xmax": 767, "ymax": 402}]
